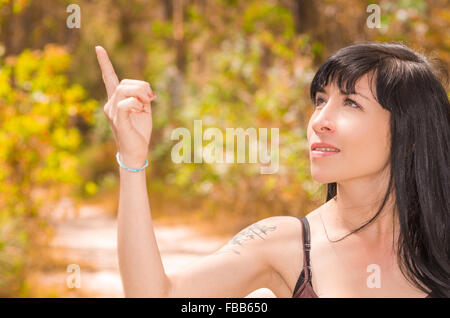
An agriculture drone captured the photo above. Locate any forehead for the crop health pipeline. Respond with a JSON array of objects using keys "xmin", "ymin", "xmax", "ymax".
[{"xmin": 319, "ymin": 73, "xmax": 376, "ymax": 97}]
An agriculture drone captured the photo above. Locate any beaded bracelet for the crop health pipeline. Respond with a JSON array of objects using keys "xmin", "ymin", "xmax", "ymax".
[{"xmin": 116, "ymin": 152, "xmax": 149, "ymax": 172}]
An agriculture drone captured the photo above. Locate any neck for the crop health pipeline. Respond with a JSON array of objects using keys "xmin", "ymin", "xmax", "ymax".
[{"xmin": 324, "ymin": 171, "xmax": 400, "ymax": 248}]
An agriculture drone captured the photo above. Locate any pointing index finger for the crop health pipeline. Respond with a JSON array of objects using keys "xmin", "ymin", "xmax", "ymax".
[{"xmin": 95, "ymin": 45, "xmax": 120, "ymax": 99}]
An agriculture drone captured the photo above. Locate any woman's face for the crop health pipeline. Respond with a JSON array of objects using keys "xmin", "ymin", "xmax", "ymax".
[{"xmin": 306, "ymin": 73, "xmax": 391, "ymax": 184}]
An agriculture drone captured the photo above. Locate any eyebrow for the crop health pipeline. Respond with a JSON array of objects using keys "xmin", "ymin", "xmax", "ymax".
[
  {"xmin": 350, "ymin": 92, "xmax": 371, "ymax": 101},
  {"xmin": 316, "ymin": 87, "xmax": 371, "ymax": 101}
]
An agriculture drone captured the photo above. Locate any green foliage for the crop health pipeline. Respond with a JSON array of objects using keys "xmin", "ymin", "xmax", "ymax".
[
  {"xmin": 0, "ymin": 44, "xmax": 97, "ymax": 296},
  {"xmin": 0, "ymin": 0, "xmax": 448, "ymax": 295},
  {"xmin": 137, "ymin": 0, "xmax": 319, "ymax": 218}
]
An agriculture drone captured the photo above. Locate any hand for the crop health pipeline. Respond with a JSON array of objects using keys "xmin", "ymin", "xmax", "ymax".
[{"xmin": 95, "ymin": 45, "xmax": 155, "ymax": 168}]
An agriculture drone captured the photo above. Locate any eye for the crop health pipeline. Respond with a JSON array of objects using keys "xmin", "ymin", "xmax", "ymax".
[
  {"xmin": 344, "ymin": 98, "xmax": 361, "ymax": 109},
  {"xmin": 313, "ymin": 97, "xmax": 362, "ymax": 109},
  {"xmin": 314, "ymin": 97, "xmax": 326, "ymax": 108}
]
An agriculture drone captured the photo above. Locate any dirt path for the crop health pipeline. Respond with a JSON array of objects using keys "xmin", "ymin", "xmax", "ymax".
[{"xmin": 39, "ymin": 198, "xmax": 275, "ymax": 298}]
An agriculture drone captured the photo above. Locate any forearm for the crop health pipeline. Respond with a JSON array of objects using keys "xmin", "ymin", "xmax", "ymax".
[{"xmin": 117, "ymin": 167, "xmax": 169, "ymax": 297}]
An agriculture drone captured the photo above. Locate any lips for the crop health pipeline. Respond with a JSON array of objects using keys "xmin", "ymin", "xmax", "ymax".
[{"xmin": 310, "ymin": 142, "xmax": 341, "ymax": 152}]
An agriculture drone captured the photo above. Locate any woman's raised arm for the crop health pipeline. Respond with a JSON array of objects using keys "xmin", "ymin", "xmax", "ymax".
[{"xmin": 95, "ymin": 46, "xmax": 288, "ymax": 297}]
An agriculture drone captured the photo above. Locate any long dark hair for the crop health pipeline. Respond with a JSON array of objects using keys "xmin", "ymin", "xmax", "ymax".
[{"xmin": 309, "ymin": 42, "xmax": 450, "ymax": 297}]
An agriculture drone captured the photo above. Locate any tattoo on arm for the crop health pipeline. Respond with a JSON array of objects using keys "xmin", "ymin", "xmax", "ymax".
[{"xmin": 213, "ymin": 221, "xmax": 277, "ymax": 256}]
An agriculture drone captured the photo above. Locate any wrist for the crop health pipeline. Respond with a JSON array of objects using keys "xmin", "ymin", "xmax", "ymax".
[
  {"xmin": 119, "ymin": 153, "xmax": 145, "ymax": 167},
  {"xmin": 116, "ymin": 152, "xmax": 148, "ymax": 172}
]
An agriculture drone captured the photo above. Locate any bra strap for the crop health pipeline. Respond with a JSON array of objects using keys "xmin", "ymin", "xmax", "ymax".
[{"xmin": 301, "ymin": 217, "xmax": 312, "ymax": 280}]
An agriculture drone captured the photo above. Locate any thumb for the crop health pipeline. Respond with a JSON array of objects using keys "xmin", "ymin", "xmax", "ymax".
[{"xmin": 116, "ymin": 97, "xmax": 144, "ymax": 123}]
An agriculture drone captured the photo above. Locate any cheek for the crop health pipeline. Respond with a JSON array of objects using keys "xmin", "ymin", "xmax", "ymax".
[
  {"xmin": 306, "ymin": 119, "xmax": 312, "ymax": 139},
  {"xmin": 342, "ymin": 118, "xmax": 391, "ymax": 172}
]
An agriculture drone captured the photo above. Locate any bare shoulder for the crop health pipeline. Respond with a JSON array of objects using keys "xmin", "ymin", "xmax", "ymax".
[
  {"xmin": 213, "ymin": 214, "xmax": 314, "ymax": 297},
  {"xmin": 217, "ymin": 216, "xmax": 302, "ymax": 258},
  {"xmin": 251, "ymin": 215, "xmax": 306, "ymax": 297},
  {"xmin": 258, "ymin": 215, "xmax": 303, "ymax": 247},
  {"xmin": 257, "ymin": 211, "xmax": 325, "ymax": 297}
]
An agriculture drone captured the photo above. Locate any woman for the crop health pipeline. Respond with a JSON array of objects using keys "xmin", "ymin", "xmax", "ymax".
[{"xmin": 95, "ymin": 41, "xmax": 449, "ymax": 298}]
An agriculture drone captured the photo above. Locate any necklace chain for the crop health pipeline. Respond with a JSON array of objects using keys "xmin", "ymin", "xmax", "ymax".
[
  {"xmin": 319, "ymin": 199, "xmax": 399, "ymax": 274},
  {"xmin": 319, "ymin": 203, "xmax": 397, "ymax": 244},
  {"xmin": 319, "ymin": 208, "xmax": 354, "ymax": 243}
]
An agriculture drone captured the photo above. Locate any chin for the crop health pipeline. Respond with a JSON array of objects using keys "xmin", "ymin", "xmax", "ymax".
[{"xmin": 310, "ymin": 169, "xmax": 339, "ymax": 184}]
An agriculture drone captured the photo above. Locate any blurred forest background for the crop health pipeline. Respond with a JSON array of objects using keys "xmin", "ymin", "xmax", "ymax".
[{"xmin": 0, "ymin": 0, "xmax": 449, "ymax": 297}]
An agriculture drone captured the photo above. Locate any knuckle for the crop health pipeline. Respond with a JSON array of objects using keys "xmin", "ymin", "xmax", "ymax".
[
  {"xmin": 116, "ymin": 99, "xmax": 125, "ymax": 108},
  {"xmin": 139, "ymin": 87, "xmax": 148, "ymax": 96},
  {"xmin": 121, "ymin": 78, "xmax": 136, "ymax": 85},
  {"xmin": 124, "ymin": 96, "xmax": 136, "ymax": 104},
  {"xmin": 104, "ymin": 105, "xmax": 111, "ymax": 116}
]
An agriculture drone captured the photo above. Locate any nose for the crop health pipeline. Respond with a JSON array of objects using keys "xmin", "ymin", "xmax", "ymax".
[{"xmin": 311, "ymin": 99, "xmax": 338, "ymax": 133}]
